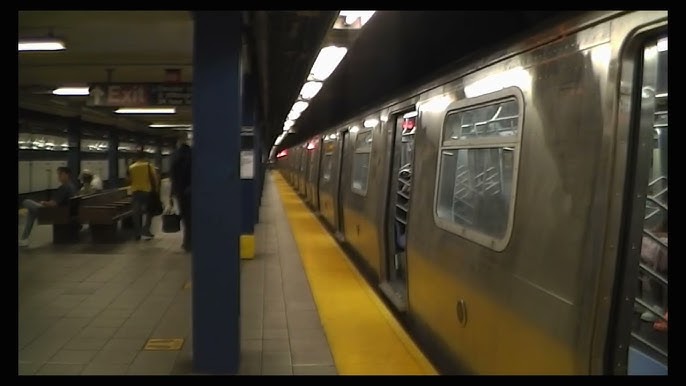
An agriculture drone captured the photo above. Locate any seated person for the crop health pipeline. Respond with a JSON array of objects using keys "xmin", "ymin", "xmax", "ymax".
[
  {"xmin": 79, "ymin": 170, "xmax": 103, "ymax": 195},
  {"xmin": 19, "ymin": 167, "xmax": 77, "ymax": 247}
]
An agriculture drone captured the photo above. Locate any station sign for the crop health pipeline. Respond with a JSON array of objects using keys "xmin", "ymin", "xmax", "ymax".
[{"xmin": 87, "ymin": 83, "xmax": 192, "ymax": 107}]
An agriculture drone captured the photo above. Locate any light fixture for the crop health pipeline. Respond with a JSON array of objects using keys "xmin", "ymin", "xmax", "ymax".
[
  {"xmin": 310, "ymin": 46, "xmax": 348, "ymax": 81},
  {"xmin": 292, "ymin": 101, "xmax": 309, "ymax": 114},
  {"xmin": 52, "ymin": 87, "xmax": 89, "ymax": 96},
  {"xmin": 115, "ymin": 107, "xmax": 176, "ymax": 114},
  {"xmin": 288, "ymin": 110, "xmax": 301, "ymax": 121},
  {"xmin": 300, "ymin": 81, "xmax": 323, "ymax": 100},
  {"xmin": 657, "ymin": 37, "xmax": 668, "ymax": 52},
  {"xmin": 339, "ymin": 11, "xmax": 376, "ymax": 27},
  {"xmin": 149, "ymin": 123, "xmax": 191, "ymax": 128},
  {"xmin": 284, "ymin": 120, "xmax": 295, "ymax": 128},
  {"xmin": 18, "ymin": 37, "xmax": 66, "ymax": 52}
]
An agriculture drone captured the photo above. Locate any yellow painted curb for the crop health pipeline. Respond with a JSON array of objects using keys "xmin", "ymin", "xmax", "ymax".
[{"xmin": 240, "ymin": 234, "xmax": 255, "ymax": 259}]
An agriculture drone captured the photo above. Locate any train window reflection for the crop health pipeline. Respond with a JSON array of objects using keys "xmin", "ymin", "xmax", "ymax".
[
  {"xmin": 443, "ymin": 98, "xmax": 519, "ymax": 141},
  {"xmin": 435, "ymin": 97, "xmax": 521, "ymax": 250}
]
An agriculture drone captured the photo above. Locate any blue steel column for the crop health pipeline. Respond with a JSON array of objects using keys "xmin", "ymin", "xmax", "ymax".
[
  {"xmin": 192, "ymin": 11, "xmax": 241, "ymax": 375},
  {"xmin": 253, "ymin": 121, "xmax": 262, "ymax": 223},
  {"xmin": 67, "ymin": 118, "xmax": 81, "ymax": 179},
  {"xmin": 155, "ymin": 138, "xmax": 163, "ymax": 171},
  {"xmin": 108, "ymin": 130, "xmax": 119, "ymax": 188},
  {"xmin": 241, "ymin": 72, "xmax": 256, "ymax": 236}
]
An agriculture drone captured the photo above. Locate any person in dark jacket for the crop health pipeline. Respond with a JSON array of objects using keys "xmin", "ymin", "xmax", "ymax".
[{"xmin": 170, "ymin": 139, "xmax": 192, "ymax": 252}]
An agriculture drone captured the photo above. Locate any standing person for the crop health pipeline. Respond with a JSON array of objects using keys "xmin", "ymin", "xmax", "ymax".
[
  {"xmin": 170, "ymin": 139, "xmax": 192, "ymax": 252},
  {"xmin": 128, "ymin": 150, "xmax": 159, "ymax": 241},
  {"xmin": 19, "ymin": 166, "xmax": 77, "ymax": 247}
]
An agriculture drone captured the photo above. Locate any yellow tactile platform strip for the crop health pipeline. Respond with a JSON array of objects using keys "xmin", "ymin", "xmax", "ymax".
[{"xmin": 273, "ymin": 172, "xmax": 437, "ymax": 375}]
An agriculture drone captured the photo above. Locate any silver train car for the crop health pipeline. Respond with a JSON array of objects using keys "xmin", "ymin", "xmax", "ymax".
[{"xmin": 277, "ymin": 10, "xmax": 668, "ymax": 375}]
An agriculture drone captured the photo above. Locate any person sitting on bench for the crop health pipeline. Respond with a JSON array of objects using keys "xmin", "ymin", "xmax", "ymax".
[
  {"xmin": 19, "ymin": 166, "xmax": 77, "ymax": 247},
  {"xmin": 79, "ymin": 169, "xmax": 103, "ymax": 195}
]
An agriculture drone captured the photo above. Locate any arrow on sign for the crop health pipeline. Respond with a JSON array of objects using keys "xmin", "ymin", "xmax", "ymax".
[{"xmin": 90, "ymin": 86, "xmax": 105, "ymax": 105}]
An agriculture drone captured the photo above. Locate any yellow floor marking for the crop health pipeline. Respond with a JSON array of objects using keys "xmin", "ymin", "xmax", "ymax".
[
  {"xmin": 272, "ymin": 172, "xmax": 437, "ymax": 375},
  {"xmin": 144, "ymin": 338, "xmax": 184, "ymax": 351}
]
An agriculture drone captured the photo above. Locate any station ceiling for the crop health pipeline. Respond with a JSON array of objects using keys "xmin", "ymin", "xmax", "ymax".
[
  {"xmin": 18, "ymin": 10, "xmax": 337, "ymax": 145},
  {"xmin": 280, "ymin": 11, "xmax": 582, "ymax": 149},
  {"xmin": 18, "ymin": 11, "xmax": 578, "ymax": 150}
]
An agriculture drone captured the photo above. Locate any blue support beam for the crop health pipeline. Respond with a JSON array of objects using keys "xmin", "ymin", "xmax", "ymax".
[
  {"xmin": 108, "ymin": 130, "xmax": 119, "ymax": 187},
  {"xmin": 67, "ymin": 118, "xmax": 81, "ymax": 180},
  {"xmin": 240, "ymin": 73, "xmax": 257, "ymax": 235},
  {"xmin": 155, "ymin": 138, "xmax": 163, "ymax": 172},
  {"xmin": 191, "ymin": 11, "xmax": 242, "ymax": 375}
]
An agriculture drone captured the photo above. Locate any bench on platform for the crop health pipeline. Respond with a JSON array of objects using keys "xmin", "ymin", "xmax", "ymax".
[
  {"xmin": 79, "ymin": 188, "xmax": 133, "ymax": 243},
  {"xmin": 36, "ymin": 196, "xmax": 83, "ymax": 244}
]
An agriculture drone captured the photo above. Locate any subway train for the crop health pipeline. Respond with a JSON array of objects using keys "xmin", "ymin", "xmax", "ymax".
[{"xmin": 277, "ymin": 11, "xmax": 668, "ymax": 375}]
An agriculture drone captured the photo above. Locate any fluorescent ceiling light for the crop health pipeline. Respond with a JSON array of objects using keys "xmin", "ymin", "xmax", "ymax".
[
  {"xmin": 657, "ymin": 37, "xmax": 668, "ymax": 52},
  {"xmin": 288, "ymin": 110, "xmax": 301, "ymax": 121},
  {"xmin": 310, "ymin": 46, "xmax": 348, "ymax": 81},
  {"xmin": 18, "ymin": 38, "xmax": 66, "ymax": 52},
  {"xmin": 292, "ymin": 101, "xmax": 309, "ymax": 114},
  {"xmin": 300, "ymin": 81, "xmax": 323, "ymax": 100},
  {"xmin": 284, "ymin": 120, "xmax": 295, "ymax": 128},
  {"xmin": 53, "ymin": 87, "xmax": 89, "ymax": 96},
  {"xmin": 339, "ymin": 11, "xmax": 376, "ymax": 27},
  {"xmin": 149, "ymin": 123, "xmax": 191, "ymax": 128},
  {"xmin": 115, "ymin": 107, "xmax": 176, "ymax": 114}
]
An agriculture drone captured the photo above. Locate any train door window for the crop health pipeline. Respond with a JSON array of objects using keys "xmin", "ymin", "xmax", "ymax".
[
  {"xmin": 623, "ymin": 35, "xmax": 668, "ymax": 375},
  {"xmin": 351, "ymin": 128, "xmax": 373, "ymax": 195},
  {"xmin": 434, "ymin": 89, "xmax": 523, "ymax": 251},
  {"xmin": 322, "ymin": 137, "xmax": 335, "ymax": 182}
]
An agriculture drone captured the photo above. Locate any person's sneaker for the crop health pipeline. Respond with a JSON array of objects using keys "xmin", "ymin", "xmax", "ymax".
[
  {"xmin": 18, "ymin": 239, "xmax": 29, "ymax": 247},
  {"xmin": 142, "ymin": 234, "xmax": 154, "ymax": 241}
]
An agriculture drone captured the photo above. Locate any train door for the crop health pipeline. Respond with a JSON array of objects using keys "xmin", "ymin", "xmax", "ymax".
[
  {"xmin": 608, "ymin": 33, "xmax": 667, "ymax": 375},
  {"xmin": 379, "ymin": 109, "xmax": 417, "ymax": 312},
  {"xmin": 335, "ymin": 131, "xmax": 348, "ymax": 238}
]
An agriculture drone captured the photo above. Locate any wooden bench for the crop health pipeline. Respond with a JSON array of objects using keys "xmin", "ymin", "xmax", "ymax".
[
  {"xmin": 79, "ymin": 188, "xmax": 134, "ymax": 243},
  {"xmin": 36, "ymin": 196, "xmax": 84, "ymax": 244}
]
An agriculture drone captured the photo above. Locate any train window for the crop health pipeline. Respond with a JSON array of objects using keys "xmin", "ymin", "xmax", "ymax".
[
  {"xmin": 434, "ymin": 92, "xmax": 522, "ymax": 251},
  {"xmin": 352, "ymin": 129, "xmax": 373, "ymax": 195},
  {"xmin": 322, "ymin": 139, "xmax": 335, "ymax": 182},
  {"xmin": 627, "ymin": 35, "xmax": 668, "ymax": 372}
]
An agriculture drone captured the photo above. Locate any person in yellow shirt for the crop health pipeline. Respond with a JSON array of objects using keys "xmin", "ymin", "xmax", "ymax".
[{"xmin": 128, "ymin": 151, "xmax": 159, "ymax": 240}]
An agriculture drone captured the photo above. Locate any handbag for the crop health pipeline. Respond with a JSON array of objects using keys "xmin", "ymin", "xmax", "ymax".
[
  {"xmin": 147, "ymin": 163, "xmax": 164, "ymax": 217},
  {"xmin": 162, "ymin": 200, "xmax": 181, "ymax": 233}
]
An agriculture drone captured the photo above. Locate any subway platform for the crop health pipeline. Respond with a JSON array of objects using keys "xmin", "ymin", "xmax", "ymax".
[{"xmin": 18, "ymin": 174, "xmax": 435, "ymax": 375}]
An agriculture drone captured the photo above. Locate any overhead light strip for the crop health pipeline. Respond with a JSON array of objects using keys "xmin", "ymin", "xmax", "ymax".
[
  {"xmin": 115, "ymin": 107, "xmax": 176, "ymax": 114},
  {"xmin": 19, "ymin": 38, "xmax": 66, "ymax": 52}
]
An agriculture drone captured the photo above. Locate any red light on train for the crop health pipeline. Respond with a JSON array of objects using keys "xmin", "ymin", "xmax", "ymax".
[{"xmin": 277, "ymin": 150, "xmax": 288, "ymax": 158}]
